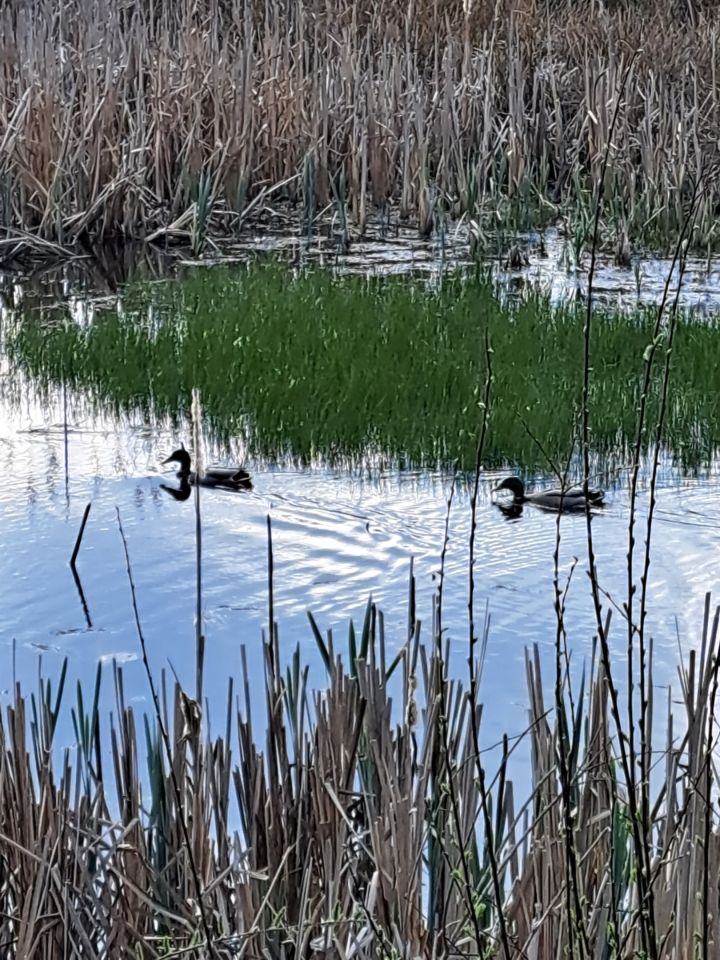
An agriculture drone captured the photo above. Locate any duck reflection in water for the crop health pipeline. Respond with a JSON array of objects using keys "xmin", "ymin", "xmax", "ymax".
[
  {"xmin": 160, "ymin": 477, "xmax": 193, "ymax": 501},
  {"xmin": 495, "ymin": 501, "xmax": 524, "ymax": 520}
]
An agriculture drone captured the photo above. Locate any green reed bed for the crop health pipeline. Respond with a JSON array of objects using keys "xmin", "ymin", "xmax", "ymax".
[{"xmin": 6, "ymin": 262, "xmax": 720, "ymax": 472}]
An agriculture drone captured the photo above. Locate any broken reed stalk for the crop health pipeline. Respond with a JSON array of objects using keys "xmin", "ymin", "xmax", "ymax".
[{"xmin": 69, "ymin": 501, "xmax": 91, "ymax": 570}]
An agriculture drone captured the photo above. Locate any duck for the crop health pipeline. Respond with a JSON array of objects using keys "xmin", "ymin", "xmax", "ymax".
[
  {"xmin": 492, "ymin": 476, "xmax": 604, "ymax": 512},
  {"xmin": 162, "ymin": 443, "xmax": 253, "ymax": 491}
]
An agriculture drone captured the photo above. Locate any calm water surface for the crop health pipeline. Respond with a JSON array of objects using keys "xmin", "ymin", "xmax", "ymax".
[
  {"xmin": 2, "ymin": 237, "xmax": 720, "ymax": 762},
  {"xmin": 2, "ymin": 395, "xmax": 720, "ymax": 754}
]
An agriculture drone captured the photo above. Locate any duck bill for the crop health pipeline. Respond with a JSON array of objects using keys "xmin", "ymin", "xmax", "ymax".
[{"xmin": 161, "ymin": 455, "xmax": 177, "ymax": 466}]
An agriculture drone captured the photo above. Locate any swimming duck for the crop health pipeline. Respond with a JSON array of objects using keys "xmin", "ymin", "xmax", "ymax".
[
  {"xmin": 493, "ymin": 476, "xmax": 604, "ymax": 512},
  {"xmin": 162, "ymin": 444, "xmax": 253, "ymax": 491}
]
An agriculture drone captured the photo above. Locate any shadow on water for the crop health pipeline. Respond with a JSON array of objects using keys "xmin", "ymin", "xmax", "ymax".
[
  {"xmin": 494, "ymin": 502, "xmax": 524, "ymax": 521},
  {"xmin": 71, "ymin": 565, "xmax": 93, "ymax": 628}
]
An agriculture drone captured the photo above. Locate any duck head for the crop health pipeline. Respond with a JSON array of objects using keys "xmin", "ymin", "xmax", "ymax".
[
  {"xmin": 492, "ymin": 476, "xmax": 525, "ymax": 503},
  {"xmin": 162, "ymin": 443, "xmax": 192, "ymax": 475}
]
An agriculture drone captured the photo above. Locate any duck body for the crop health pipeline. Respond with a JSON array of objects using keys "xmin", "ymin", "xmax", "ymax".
[
  {"xmin": 493, "ymin": 476, "xmax": 604, "ymax": 512},
  {"xmin": 162, "ymin": 444, "xmax": 253, "ymax": 491}
]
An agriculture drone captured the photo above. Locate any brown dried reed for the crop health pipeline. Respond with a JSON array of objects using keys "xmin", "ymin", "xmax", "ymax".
[
  {"xmin": 1, "ymin": 577, "xmax": 719, "ymax": 958},
  {"xmin": 1, "ymin": 0, "xmax": 719, "ymax": 252}
]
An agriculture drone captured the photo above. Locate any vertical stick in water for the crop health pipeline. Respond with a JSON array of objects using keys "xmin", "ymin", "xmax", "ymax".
[
  {"xmin": 70, "ymin": 502, "xmax": 92, "ymax": 569},
  {"xmin": 266, "ymin": 514, "xmax": 282, "ymax": 736},
  {"xmin": 192, "ymin": 388, "xmax": 204, "ymax": 704},
  {"xmin": 63, "ymin": 381, "xmax": 69, "ymax": 502}
]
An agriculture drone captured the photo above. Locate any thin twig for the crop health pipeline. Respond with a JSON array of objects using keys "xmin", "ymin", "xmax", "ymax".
[
  {"xmin": 465, "ymin": 326, "xmax": 513, "ymax": 959},
  {"xmin": 436, "ymin": 470, "xmax": 456, "ymax": 649},
  {"xmin": 116, "ymin": 508, "xmax": 217, "ymax": 959},
  {"xmin": 192, "ymin": 389, "xmax": 205, "ymax": 705}
]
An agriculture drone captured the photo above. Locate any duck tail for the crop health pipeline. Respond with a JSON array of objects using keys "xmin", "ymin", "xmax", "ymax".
[{"xmin": 231, "ymin": 467, "xmax": 253, "ymax": 489}]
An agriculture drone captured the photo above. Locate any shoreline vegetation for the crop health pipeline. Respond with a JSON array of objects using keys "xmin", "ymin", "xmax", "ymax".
[
  {"xmin": 3, "ymin": 545, "xmax": 720, "ymax": 958},
  {"xmin": 3, "ymin": 217, "xmax": 719, "ymax": 954},
  {"xmin": 1, "ymin": 0, "xmax": 720, "ymax": 262}
]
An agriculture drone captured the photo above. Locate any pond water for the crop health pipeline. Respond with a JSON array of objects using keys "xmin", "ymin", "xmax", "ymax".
[
  {"xmin": 222, "ymin": 224, "xmax": 720, "ymax": 313},
  {"xmin": 2, "ymin": 231, "xmax": 720, "ymax": 764}
]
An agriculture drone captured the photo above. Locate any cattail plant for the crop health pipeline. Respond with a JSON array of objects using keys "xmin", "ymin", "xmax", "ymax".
[{"xmin": 1, "ymin": 0, "xmax": 718, "ymax": 254}]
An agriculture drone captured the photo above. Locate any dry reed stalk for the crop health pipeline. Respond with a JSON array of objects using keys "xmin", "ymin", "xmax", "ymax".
[{"xmin": 1, "ymin": 557, "xmax": 719, "ymax": 958}]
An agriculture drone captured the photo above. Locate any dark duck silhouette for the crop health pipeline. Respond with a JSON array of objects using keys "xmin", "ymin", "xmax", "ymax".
[
  {"xmin": 493, "ymin": 476, "xmax": 604, "ymax": 513},
  {"xmin": 161, "ymin": 444, "xmax": 253, "ymax": 492}
]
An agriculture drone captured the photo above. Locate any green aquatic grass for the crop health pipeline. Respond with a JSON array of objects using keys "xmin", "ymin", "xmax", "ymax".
[{"xmin": 6, "ymin": 262, "xmax": 720, "ymax": 472}]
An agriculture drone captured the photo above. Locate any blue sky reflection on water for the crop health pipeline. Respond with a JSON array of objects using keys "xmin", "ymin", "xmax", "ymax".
[{"xmin": 2, "ymin": 391, "xmax": 720, "ymax": 774}]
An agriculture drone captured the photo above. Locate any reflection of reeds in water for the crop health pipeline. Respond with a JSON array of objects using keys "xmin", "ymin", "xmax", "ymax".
[
  {"xmin": 1, "ymin": 0, "xmax": 719, "ymax": 251},
  {"xmin": 2, "ymin": 551, "xmax": 720, "ymax": 957}
]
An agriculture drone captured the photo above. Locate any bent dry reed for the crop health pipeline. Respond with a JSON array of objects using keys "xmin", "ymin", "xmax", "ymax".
[{"xmin": 1, "ymin": 0, "xmax": 719, "ymax": 254}]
